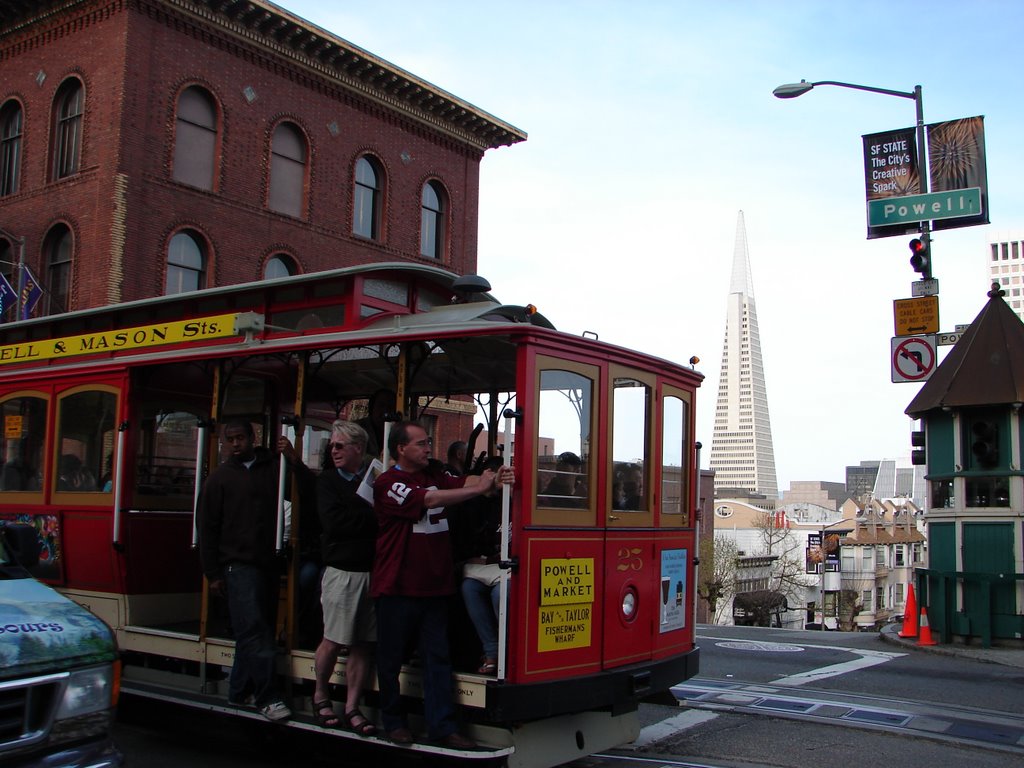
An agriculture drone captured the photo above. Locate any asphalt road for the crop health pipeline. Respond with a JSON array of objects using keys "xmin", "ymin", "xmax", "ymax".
[{"xmin": 114, "ymin": 624, "xmax": 1024, "ymax": 768}]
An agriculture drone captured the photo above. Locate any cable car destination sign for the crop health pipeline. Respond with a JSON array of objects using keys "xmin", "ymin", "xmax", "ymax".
[{"xmin": 0, "ymin": 313, "xmax": 255, "ymax": 365}]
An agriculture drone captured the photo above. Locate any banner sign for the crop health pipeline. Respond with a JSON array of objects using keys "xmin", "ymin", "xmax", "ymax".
[
  {"xmin": 18, "ymin": 264, "xmax": 42, "ymax": 320},
  {"xmin": 0, "ymin": 272, "xmax": 15, "ymax": 320},
  {"xmin": 928, "ymin": 115, "xmax": 989, "ymax": 232},
  {"xmin": 805, "ymin": 532, "xmax": 841, "ymax": 573},
  {"xmin": 863, "ymin": 127, "xmax": 922, "ymax": 239}
]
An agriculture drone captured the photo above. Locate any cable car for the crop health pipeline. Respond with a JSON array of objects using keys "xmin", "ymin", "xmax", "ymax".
[{"xmin": 0, "ymin": 263, "xmax": 701, "ymax": 767}]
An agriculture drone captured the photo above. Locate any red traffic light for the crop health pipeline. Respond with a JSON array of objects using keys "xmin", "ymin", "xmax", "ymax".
[{"xmin": 909, "ymin": 237, "xmax": 931, "ymax": 278}]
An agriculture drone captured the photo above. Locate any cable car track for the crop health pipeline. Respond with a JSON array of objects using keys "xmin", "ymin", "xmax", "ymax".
[{"xmin": 670, "ymin": 678, "xmax": 1024, "ymax": 754}]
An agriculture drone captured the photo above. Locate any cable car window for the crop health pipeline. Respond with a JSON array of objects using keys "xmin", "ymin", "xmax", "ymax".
[
  {"xmin": 0, "ymin": 394, "xmax": 46, "ymax": 492},
  {"xmin": 55, "ymin": 389, "xmax": 116, "ymax": 495},
  {"xmin": 612, "ymin": 378, "xmax": 649, "ymax": 512},
  {"xmin": 661, "ymin": 393, "xmax": 688, "ymax": 523},
  {"xmin": 536, "ymin": 370, "xmax": 591, "ymax": 511},
  {"xmin": 132, "ymin": 364, "xmax": 213, "ymax": 507},
  {"xmin": 136, "ymin": 409, "xmax": 204, "ymax": 506}
]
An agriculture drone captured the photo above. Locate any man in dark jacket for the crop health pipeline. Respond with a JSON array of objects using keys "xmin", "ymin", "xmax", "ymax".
[
  {"xmin": 198, "ymin": 419, "xmax": 306, "ymax": 722},
  {"xmin": 311, "ymin": 421, "xmax": 378, "ymax": 735}
]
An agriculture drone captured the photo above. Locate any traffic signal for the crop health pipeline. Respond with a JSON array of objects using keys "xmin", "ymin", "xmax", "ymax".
[
  {"xmin": 909, "ymin": 238, "xmax": 931, "ymax": 279},
  {"xmin": 970, "ymin": 419, "xmax": 999, "ymax": 468},
  {"xmin": 911, "ymin": 430, "xmax": 926, "ymax": 466}
]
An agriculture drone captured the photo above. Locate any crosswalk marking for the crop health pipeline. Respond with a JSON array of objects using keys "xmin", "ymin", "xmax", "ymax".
[
  {"xmin": 631, "ymin": 710, "xmax": 718, "ymax": 747},
  {"xmin": 772, "ymin": 648, "xmax": 906, "ymax": 686}
]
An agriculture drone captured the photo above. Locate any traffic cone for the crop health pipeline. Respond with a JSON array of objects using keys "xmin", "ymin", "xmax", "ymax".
[
  {"xmin": 917, "ymin": 605, "xmax": 937, "ymax": 646},
  {"xmin": 898, "ymin": 583, "xmax": 918, "ymax": 638}
]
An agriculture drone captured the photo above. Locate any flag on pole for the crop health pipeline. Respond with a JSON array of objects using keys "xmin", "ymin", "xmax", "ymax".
[
  {"xmin": 19, "ymin": 264, "xmax": 42, "ymax": 320},
  {"xmin": 0, "ymin": 271, "xmax": 15, "ymax": 320}
]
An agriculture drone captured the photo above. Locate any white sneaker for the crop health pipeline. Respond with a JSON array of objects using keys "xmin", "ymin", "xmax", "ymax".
[{"xmin": 260, "ymin": 701, "xmax": 292, "ymax": 721}]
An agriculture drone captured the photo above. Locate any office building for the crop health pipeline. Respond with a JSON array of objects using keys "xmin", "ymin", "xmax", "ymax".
[
  {"xmin": 988, "ymin": 233, "xmax": 1024, "ymax": 321},
  {"xmin": 709, "ymin": 211, "xmax": 778, "ymax": 499},
  {"xmin": 846, "ymin": 461, "xmax": 881, "ymax": 503}
]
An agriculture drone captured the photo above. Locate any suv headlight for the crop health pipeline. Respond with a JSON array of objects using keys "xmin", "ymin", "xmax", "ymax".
[{"xmin": 57, "ymin": 663, "xmax": 118, "ymax": 720}]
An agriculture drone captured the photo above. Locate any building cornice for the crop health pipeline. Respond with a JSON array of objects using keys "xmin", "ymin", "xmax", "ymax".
[
  {"xmin": 180, "ymin": 0, "xmax": 526, "ymax": 151},
  {"xmin": 0, "ymin": 0, "xmax": 527, "ymax": 151}
]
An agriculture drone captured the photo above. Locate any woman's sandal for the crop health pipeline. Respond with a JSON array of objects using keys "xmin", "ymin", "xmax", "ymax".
[
  {"xmin": 477, "ymin": 659, "xmax": 498, "ymax": 675},
  {"xmin": 342, "ymin": 709, "xmax": 378, "ymax": 737},
  {"xmin": 313, "ymin": 699, "xmax": 341, "ymax": 728}
]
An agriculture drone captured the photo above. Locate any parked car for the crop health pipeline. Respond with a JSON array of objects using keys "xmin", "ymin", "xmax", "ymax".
[{"xmin": 0, "ymin": 523, "xmax": 123, "ymax": 767}]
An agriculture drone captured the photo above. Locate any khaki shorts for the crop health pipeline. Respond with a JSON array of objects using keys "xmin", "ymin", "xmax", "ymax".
[{"xmin": 320, "ymin": 567, "xmax": 376, "ymax": 645}]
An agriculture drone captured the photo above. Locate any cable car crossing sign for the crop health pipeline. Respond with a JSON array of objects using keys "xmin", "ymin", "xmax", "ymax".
[{"xmin": 891, "ymin": 335, "xmax": 936, "ymax": 383}]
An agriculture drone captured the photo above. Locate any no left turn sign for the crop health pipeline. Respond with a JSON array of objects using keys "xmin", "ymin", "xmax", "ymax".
[{"xmin": 891, "ymin": 335, "xmax": 937, "ymax": 383}]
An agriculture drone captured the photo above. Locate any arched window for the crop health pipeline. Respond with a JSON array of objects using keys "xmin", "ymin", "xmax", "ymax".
[
  {"xmin": 1, "ymin": 100, "xmax": 23, "ymax": 196},
  {"xmin": 44, "ymin": 224, "xmax": 72, "ymax": 314},
  {"xmin": 166, "ymin": 230, "xmax": 206, "ymax": 294},
  {"xmin": 420, "ymin": 180, "xmax": 446, "ymax": 259},
  {"xmin": 173, "ymin": 86, "xmax": 218, "ymax": 190},
  {"xmin": 263, "ymin": 253, "xmax": 296, "ymax": 280},
  {"xmin": 268, "ymin": 122, "xmax": 306, "ymax": 217},
  {"xmin": 353, "ymin": 155, "xmax": 382, "ymax": 239},
  {"xmin": 52, "ymin": 78, "xmax": 84, "ymax": 180}
]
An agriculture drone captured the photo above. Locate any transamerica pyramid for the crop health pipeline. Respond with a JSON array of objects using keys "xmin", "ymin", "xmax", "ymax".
[{"xmin": 708, "ymin": 211, "xmax": 779, "ymax": 499}]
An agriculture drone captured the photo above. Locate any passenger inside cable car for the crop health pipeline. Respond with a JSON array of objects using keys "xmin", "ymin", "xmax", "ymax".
[{"xmin": 538, "ymin": 451, "xmax": 587, "ymax": 508}]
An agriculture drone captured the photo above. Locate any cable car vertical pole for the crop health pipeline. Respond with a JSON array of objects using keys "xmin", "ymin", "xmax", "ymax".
[
  {"xmin": 198, "ymin": 366, "xmax": 221, "ymax": 690},
  {"xmin": 275, "ymin": 412, "xmax": 300, "ymax": 557},
  {"xmin": 112, "ymin": 421, "xmax": 128, "ymax": 547},
  {"xmin": 191, "ymin": 421, "xmax": 210, "ymax": 547},
  {"xmin": 275, "ymin": 447, "xmax": 287, "ymax": 555},
  {"xmin": 384, "ymin": 344, "xmax": 409, "ymax": 462},
  {"xmin": 497, "ymin": 408, "xmax": 518, "ymax": 680},
  {"xmin": 692, "ymin": 441, "xmax": 702, "ymax": 633},
  {"xmin": 283, "ymin": 361, "xmax": 306, "ymax": 648}
]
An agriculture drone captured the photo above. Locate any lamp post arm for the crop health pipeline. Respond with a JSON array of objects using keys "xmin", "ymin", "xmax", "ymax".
[
  {"xmin": 809, "ymin": 80, "xmax": 918, "ymax": 101},
  {"xmin": 809, "ymin": 81, "xmax": 927, "ymax": 195},
  {"xmin": 789, "ymin": 80, "xmax": 930, "ymax": 241}
]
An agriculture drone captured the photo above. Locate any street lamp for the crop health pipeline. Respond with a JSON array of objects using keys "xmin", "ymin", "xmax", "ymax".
[{"xmin": 773, "ymin": 79, "xmax": 930, "ymax": 252}]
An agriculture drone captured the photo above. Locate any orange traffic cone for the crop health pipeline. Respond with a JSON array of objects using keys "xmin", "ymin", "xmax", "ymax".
[
  {"xmin": 898, "ymin": 584, "xmax": 919, "ymax": 638},
  {"xmin": 917, "ymin": 605, "xmax": 937, "ymax": 646}
]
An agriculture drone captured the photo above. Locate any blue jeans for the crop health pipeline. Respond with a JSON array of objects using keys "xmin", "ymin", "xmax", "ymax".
[
  {"xmin": 461, "ymin": 578, "xmax": 499, "ymax": 659},
  {"xmin": 375, "ymin": 595, "xmax": 456, "ymax": 739},
  {"xmin": 225, "ymin": 563, "xmax": 280, "ymax": 707}
]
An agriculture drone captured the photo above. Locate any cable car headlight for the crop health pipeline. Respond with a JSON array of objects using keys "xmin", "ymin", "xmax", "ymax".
[{"xmin": 621, "ymin": 586, "xmax": 638, "ymax": 621}]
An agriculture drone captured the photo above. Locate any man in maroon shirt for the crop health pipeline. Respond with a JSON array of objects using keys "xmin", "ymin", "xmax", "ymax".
[{"xmin": 372, "ymin": 421, "xmax": 512, "ymax": 748}]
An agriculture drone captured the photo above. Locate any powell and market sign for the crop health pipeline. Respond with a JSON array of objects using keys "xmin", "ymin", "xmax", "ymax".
[{"xmin": 862, "ymin": 116, "xmax": 989, "ymax": 239}]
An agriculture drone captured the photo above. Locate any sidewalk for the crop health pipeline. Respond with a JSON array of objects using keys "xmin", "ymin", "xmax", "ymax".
[{"xmin": 879, "ymin": 623, "xmax": 1024, "ymax": 668}]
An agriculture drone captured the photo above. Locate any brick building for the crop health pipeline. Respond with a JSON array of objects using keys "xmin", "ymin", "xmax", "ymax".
[{"xmin": 0, "ymin": 0, "xmax": 525, "ymax": 317}]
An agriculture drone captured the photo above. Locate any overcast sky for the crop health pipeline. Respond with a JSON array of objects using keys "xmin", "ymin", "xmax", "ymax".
[{"xmin": 279, "ymin": 0, "xmax": 1024, "ymax": 492}]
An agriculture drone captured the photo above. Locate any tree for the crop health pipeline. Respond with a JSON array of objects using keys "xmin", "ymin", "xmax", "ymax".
[
  {"xmin": 838, "ymin": 588, "xmax": 863, "ymax": 631},
  {"xmin": 751, "ymin": 510, "xmax": 814, "ymax": 615},
  {"xmin": 698, "ymin": 535, "xmax": 738, "ymax": 624}
]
